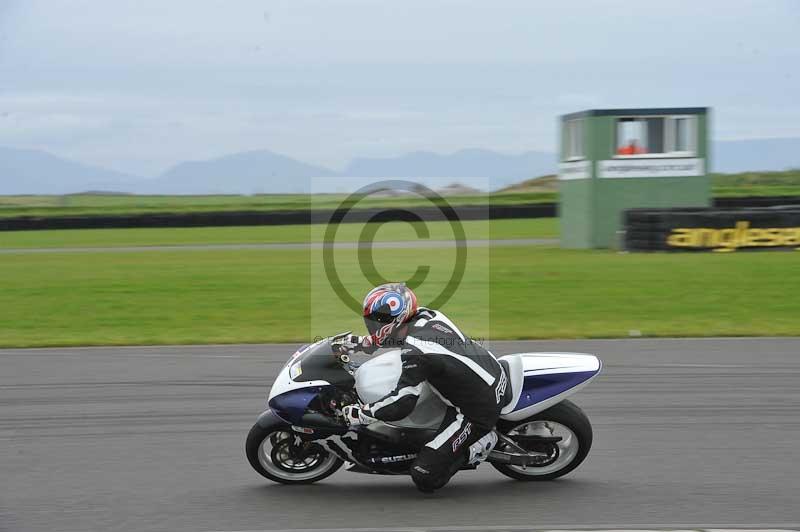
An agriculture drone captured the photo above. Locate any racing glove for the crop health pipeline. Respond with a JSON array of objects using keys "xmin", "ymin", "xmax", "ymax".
[
  {"xmin": 342, "ymin": 404, "xmax": 376, "ymax": 426},
  {"xmin": 330, "ymin": 333, "xmax": 363, "ymax": 355}
]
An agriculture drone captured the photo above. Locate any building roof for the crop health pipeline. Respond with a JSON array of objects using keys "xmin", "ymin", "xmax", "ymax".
[{"xmin": 562, "ymin": 107, "xmax": 709, "ymax": 121}]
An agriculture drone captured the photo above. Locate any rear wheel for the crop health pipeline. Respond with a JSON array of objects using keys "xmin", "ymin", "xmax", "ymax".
[
  {"xmin": 245, "ymin": 423, "xmax": 343, "ymax": 484},
  {"xmin": 492, "ymin": 399, "xmax": 592, "ymax": 481}
]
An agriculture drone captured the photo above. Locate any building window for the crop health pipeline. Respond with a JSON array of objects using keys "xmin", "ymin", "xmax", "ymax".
[
  {"xmin": 672, "ymin": 116, "xmax": 694, "ymax": 153},
  {"xmin": 615, "ymin": 116, "xmax": 696, "ymax": 157},
  {"xmin": 616, "ymin": 118, "xmax": 647, "ymax": 155},
  {"xmin": 565, "ymin": 119, "xmax": 584, "ymax": 160}
]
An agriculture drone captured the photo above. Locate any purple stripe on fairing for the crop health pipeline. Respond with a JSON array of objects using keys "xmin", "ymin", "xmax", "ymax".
[
  {"xmin": 269, "ymin": 388, "xmax": 319, "ymax": 424},
  {"xmin": 514, "ymin": 370, "xmax": 598, "ymax": 411}
]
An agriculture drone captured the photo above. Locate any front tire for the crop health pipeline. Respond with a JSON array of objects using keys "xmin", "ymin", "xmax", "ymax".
[
  {"xmin": 492, "ymin": 399, "xmax": 592, "ymax": 481},
  {"xmin": 246, "ymin": 422, "xmax": 343, "ymax": 484}
]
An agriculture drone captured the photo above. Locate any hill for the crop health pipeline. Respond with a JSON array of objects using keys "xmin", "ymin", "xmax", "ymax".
[
  {"xmin": 344, "ymin": 148, "xmax": 554, "ymax": 190},
  {"xmin": 0, "ymin": 146, "xmax": 142, "ymax": 195},
  {"xmin": 2, "ymin": 137, "xmax": 800, "ymax": 194},
  {"xmin": 142, "ymin": 150, "xmax": 336, "ymax": 194}
]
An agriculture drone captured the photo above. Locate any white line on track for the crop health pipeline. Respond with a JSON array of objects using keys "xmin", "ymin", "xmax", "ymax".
[
  {"xmin": 204, "ymin": 526, "xmax": 800, "ymax": 532},
  {"xmin": 633, "ymin": 363, "xmax": 756, "ymax": 368}
]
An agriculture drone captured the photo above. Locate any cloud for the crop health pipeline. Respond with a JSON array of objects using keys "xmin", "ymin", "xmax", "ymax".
[{"xmin": 0, "ymin": 0, "xmax": 799, "ymax": 175}]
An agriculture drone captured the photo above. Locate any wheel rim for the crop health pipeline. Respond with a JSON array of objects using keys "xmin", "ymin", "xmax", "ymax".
[
  {"xmin": 505, "ymin": 420, "xmax": 580, "ymax": 476},
  {"xmin": 258, "ymin": 430, "xmax": 339, "ymax": 481}
]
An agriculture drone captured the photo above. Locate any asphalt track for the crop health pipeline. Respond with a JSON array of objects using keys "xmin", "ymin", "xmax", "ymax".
[{"xmin": 2, "ymin": 338, "xmax": 799, "ymax": 532}]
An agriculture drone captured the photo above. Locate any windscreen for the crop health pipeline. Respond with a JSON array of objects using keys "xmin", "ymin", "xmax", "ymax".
[{"xmin": 292, "ymin": 340, "xmax": 355, "ymax": 389}]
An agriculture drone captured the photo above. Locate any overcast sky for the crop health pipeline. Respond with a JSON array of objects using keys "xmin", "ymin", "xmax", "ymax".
[{"xmin": 1, "ymin": 0, "xmax": 799, "ymax": 176}]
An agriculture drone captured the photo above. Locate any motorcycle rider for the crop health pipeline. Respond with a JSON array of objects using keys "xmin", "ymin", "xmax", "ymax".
[{"xmin": 336, "ymin": 283, "xmax": 508, "ymax": 492}]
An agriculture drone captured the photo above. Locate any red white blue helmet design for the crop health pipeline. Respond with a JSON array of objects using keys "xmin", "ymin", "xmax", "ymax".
[{"xmin": 362, "ymin": 283, "xmax": 418, "ymax": 348}]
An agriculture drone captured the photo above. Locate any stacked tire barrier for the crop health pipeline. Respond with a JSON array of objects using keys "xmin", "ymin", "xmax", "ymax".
[
  {"xmin": 624, "ymin": 207, "xmax": 800, "ymax": 252},
  {"xmin": 0, "ymin": 203, "xmax": 557, "ymax": 232}
]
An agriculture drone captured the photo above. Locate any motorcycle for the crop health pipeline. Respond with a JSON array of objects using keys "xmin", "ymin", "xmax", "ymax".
[{"xmin": 245, "ymin": 335, "xmax": 602, "ymax": 485}]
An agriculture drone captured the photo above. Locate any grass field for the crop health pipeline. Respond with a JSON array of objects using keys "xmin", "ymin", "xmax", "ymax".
[
  {"xmin": 0, "ymin": 219, "xmax": 557, "ymax": 248},
  {"xmin": 0, "ymin": 243, "xmax": 797, "ymax": 347},
  {"xmin": 711, "ymin": 169, "xmax": 800, "ymax": 196}
]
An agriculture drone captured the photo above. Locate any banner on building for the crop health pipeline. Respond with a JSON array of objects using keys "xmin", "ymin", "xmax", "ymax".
[
  {"xmin": 599, "ymin": 158, "xmax": 704, "ymax": 179},
  {"xmin": 558, "ymin": 160, "xmax": 592, "ymax": 180}
]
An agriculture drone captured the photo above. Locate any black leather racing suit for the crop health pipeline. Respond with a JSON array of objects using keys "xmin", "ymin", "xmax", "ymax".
[{"xmin": 362, "ymin": 308, "xmax": 507, "ymax": 491}]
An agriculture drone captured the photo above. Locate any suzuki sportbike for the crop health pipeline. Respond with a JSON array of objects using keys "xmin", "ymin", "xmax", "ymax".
[{"xmin": 246, "ymin": 336, "xmax": 602, "ymax": 484}]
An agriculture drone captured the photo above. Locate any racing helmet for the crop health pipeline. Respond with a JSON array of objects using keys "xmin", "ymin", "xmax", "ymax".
[{"xmin": 362, "ymin": 283, "xmax": 418, "ymax": 348}]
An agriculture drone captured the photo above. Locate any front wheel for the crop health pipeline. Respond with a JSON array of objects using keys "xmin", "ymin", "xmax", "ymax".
[
  {"xmin": 245, "ymin": 422, "xmax": 343, "ymax": 484},
  {"xmin": 492, "ymin": 399, "xmax": 592, "ymax": 481}
]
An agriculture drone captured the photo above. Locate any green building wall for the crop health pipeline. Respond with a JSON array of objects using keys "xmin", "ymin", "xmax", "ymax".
[{"xmin": 558, "ymin": 108, "xmax": 711, "ymax": 249}]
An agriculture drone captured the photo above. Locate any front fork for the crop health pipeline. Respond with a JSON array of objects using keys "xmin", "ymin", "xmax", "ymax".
[{"xmin": 257, "ymin": 409, "xmax": 360, "ymax": 465}]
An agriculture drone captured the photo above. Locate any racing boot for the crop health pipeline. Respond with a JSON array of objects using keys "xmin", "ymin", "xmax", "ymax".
[{"xmin": 467, "ymin": 431, "xmax": 498, "ymax": 466}]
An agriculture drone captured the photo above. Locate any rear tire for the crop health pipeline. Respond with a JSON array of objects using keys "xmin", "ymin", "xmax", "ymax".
[
  {"xmin": 492, "ymin": 399, "xmax": 592, "ymax": 481},
  {"xmin": 246, "ymin": 423, "xmax": 343, "ymax": 484}
]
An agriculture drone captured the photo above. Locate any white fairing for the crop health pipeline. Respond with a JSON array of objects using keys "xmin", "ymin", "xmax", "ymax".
[
  {"xmin": 498, "ymin": 354, "xmax": 524, "ymax": 416},
  {"xmin": 498, "ymin": 352, "xmax": 602, "ymax": 422},
  {"xmin": 268, "ymin": 343, "xmax": 330, "ymax": 402},
  {"xmin": 355, "ymin": 350, "xmax": 600, "ymax": 427},
  {"xmin": 355, "ymin": 350, "xmax": 447, "ymax": 429},
  {"xmin": 272, "ymin": 344, "xmax": 601, "ymax": 430},
  {"xmin": 517, "ymin": 352, "xmax": 601, "ymax": 375}
]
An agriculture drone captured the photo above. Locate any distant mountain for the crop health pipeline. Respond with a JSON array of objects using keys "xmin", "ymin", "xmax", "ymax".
[
  {"xmin": 0, "ymin": 146, "xmax": 142, "ymax": 194},
  {"xmin": 344, "ymin": 148, "xmax": 555, "ymax": 189},
  {"xmin": 2, "ymin": 138, "xmax": 799, "ymax": 195},
  {"xmin": 712, "ymin": 138, "xmax": 800, "ymax": 173},
  {"xmin": 140, "ymin": 150, "xmax": 337, "ymax": 194}
]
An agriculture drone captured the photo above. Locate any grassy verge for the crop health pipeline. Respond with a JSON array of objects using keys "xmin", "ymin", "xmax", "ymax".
[
  {"xmin": 0, "ymin": 218, "xmax": 558, "ymax": 248},
  {"xmin": 712, "ymin": 186, "xmax": 800, "ymax": 197},
  {"xmin": 0, "ymin": 245, "xmax": 797, "ymax": 347}
]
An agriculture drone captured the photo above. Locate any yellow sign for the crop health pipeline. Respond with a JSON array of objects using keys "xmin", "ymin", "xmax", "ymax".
[{"xmin": 667, "ymin": 221, "xmax": 800, "ymax": 252}]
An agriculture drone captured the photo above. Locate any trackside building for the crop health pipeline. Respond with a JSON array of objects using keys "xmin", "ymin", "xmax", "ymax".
[{"xmin": 558, "ymin": 107, "xmax": 711, "ymax": 248}]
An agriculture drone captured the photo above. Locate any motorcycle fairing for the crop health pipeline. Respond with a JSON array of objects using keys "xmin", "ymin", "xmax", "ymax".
[
  {"xmin": 269, "ymin": 387, "xmax": 320, "ymax": 423},
  {"xmin": 499, "ymin": 353, "xmax": 602, "ymax": 422},
  {"xmin": 319, "ymin": 431, "xmax": 361, "ymax": 464},
  {"xmin": 318, "ymin": 425, "xmax": 426, "ymax": 475},
  {"xmin": 269, "ymin": 352, "xmax": 329, "ymax": 404},
  {"xmin": 268, "ymin": 340, "xmax": 354, "ymax": 406},
  {"xmin": 268, "ymin": 341, "xmax": 356, "ymax": 429},
  {"xmin": 355, "ymin": 350, "xmax": 601, "ymax": 428}
]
